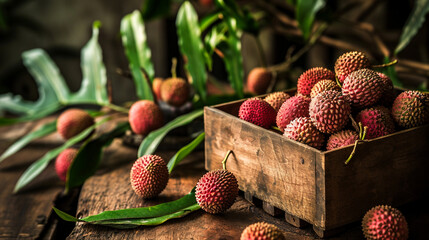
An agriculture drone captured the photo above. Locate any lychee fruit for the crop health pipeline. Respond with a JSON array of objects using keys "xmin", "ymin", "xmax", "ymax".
[
  {"xmin": 342, "ymin": 69, "xmax": 383, "ymax": 108},
  {"xmin": 264, "ymin": 92, "xmax": 291, "ymax": 112},
  {"xmin": 276, "ymin": 95, "xmax": 310, "ymax": 132},
  {"xmin": 310, "ymin": 79, "xmax": 341, "ymax": 98},
  {"xmin": 309, "ymin": 90, "xmax": 351, "ymax": 134},
  {"xmin": 240, "ymin": 222, "xmax": 285, "ymax": 240},
  {"xmin": 160, "ymin": 77, "xmax": 190, "ymax": 107},
  {"xmin": 57, "ymin": 109, "xmax": 95, "ymax": 140},
  {"xmin": 246, "ymin": 68, "xmax": 272, "ymax": 95},
  {"xmin": 152, "ymin": 77, "xmax": 164, "ymax": 101},
  {"xmin": 297, "ymin": 67, "xmax": 335, "ymax": 96},
  {"xmin": 129, "ymin": 100, "xmax": 164, "ymax": 135},
  {"xmin": 335, "ymin": 51, "xmax": 371, "ymax": 84},
  {"xmin": 195, "ymin": 169, "xmax": 239, "ymax": 214},
  {"xmin": 55, "ymin": 148, "xmax": 78, "ymax": 182},
  {"xmin": 392, "ymin": 90, "xmax": 428, "ymax": 129},
  {"xmin": 326, "ymin": 130, "xmax": 359, "ymax": 150},
  {"xmin": 376, "ymin": 72, "xmax": 396, "ymax": 107},
  {"xmin": 362, "ymin": 205, "xmax": 408, "ymax": 240},
  {"xmin": 284, "ymin": 117, "xmax": 325, "ymax": 149},
  {"xmin": 239, "ymin": 98, "xmax": 276, "ymax": 129},
  {"xmin": 356, "ymin": 106, "xmax": 395, "ymax": 139},
  {"xmin": 130, "ymin": 155, "xmax": 169, "ymax": 199}
]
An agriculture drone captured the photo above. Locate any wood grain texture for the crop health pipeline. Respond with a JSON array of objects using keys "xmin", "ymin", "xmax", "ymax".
[
  {"xmin": 323, "ymin": 124, "xmax": 429, "ymax": 229},
  {"xmin": 0, "ymin": 117, "xmax": 64, "ymax": 239},
  {"xmin": 205, "ymin": 106, "xmax": 319, "ymax": 224},
  {"xmin": 67, "ymin": 150, "xmax": 325, "ymax": 240}
]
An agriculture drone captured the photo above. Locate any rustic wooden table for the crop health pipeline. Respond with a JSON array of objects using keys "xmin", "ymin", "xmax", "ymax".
[{"xmin": 1, "ymin": 119, "xmax": 428, "ymax": 239}]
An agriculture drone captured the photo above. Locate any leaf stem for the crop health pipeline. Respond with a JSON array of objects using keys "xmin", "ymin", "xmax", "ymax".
[
  {"xmin": 222, "ymin": 150, "xmax": 233, "ymax": 170},
  {"xmin": 106, "ymin": 104, "xmax": 129, "ymax": 114}
]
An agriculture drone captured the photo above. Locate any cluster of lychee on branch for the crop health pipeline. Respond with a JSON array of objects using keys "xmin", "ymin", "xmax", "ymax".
[{"xmin": 239, "ymin": 51, "xmax": 429, "ymax": 159}]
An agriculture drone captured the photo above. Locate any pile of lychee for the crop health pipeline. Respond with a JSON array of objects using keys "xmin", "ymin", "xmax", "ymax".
[{"xmin": 240, "ymin": 51, "xmax": 429, "ymax": 151}]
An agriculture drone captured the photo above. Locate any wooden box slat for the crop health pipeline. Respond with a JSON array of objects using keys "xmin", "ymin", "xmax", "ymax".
[{"xmin": 204, "ymin": 91, "xmax": 429, "ymax": 236}]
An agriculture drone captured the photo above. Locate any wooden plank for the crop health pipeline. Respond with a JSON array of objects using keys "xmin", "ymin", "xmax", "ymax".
[
  {"xmin": 67, "ymin": 150, "xmax": 322, "ymax": 239},
  {"xmin": 285, "ymin": 212, "xmax": 309, "ymax": 228},
  {"xmin": 0, "ymin": 118, "xmax": 65, "ymax": 239},
  {"xmin": 324, "ymin": 124, "xmax": 429, "ymax": 229},
  {"xmin": 204, "ymin": 106, "xmax": 318, "ymax": 224}
]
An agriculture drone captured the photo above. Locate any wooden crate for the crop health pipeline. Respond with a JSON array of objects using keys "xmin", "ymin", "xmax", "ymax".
[{"xmin": 204, "ymin": 92, "xmax": 429, "ymax": 238}]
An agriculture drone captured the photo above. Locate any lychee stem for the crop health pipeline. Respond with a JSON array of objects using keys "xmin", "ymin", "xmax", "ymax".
[
  {"xmin": 372, "ymin": 59, "xmax": 398, "ymax": 68},
  {"xmin": 271, "ymin": 126, "xmax": 281, "ymax": 132},
  {"xmin": 345, "ymin": 124, "xmax": 368, "ymax": 165},
  {"xmin": 222, "ymin": 150, "xmax": 233, "ymax": 170},
  {"xmin": 106, "ymin": 103, "xmax": 129, "ymax": 114},
  {"xmin": 171, "ymin": 58, "xmax": 178, "ymax": 79}
]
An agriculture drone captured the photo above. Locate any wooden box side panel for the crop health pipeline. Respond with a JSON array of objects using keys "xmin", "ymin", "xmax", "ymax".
[
  {"xmin": 204, "ymin": 107, "xmax": 319, "ymax": 225},
  {"xmin": 324, "ymin": 124, "xmax": 429, "ymax": 229}
]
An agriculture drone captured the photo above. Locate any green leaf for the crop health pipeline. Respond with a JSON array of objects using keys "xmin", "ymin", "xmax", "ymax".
[
  {"xmin": 65, "ymin": 122, "xmax": 130, "ymax": 192},
  {"xmin": 142, "ymin": 0, "xmax": 172, "ymax": 20},
  {"xmin": 176, "ymin": 2, "xmax": 208, "ymax": 101},
  {"xmin": 0, "ymin": 120, "xmax": 57, "ymax": 163},
  {"xmin": 90, "ymin": 204, "xmax": 201, "ymax": 229},
  {"xmin": 53, "ymin": 188, "xmax": 200, "ymax": 228},
  {"xmin": 53, "ymin": 207, "xmax": 79, "ymax": 222},
  {"xmin": 380, "ymin": 57, "xmax": 403, "ymax": 87},
  {"xmin": 203, "ymin": 23, "xmax": 227, "ymax": 71},
  {"xmin": 0, "ymin": 49, "xmax": 64, "ymax": 117},
  {"xmin": 120, "ymin": 10, "xmax": 155, "ymax": 100},
  {"xmin": 167, "ymin": 132, "xmax": 204, "ymax": 173},
  {"xmin": 138, "ymin": 109, "xmax": 204, "ymax": 157},
  {"xmin": 218, "ymin": 18, "xmax": 244, "ymax": 98},
  {"xmin": 13, "ymin": 118, "xmax": 108, "ymax": 193},
  {"xmin": 70, "ymin": 21, "xmax": 109, "ymax": 105},
  {"xmin": 296, "ymin": 0, "xmax": 325, "ymax": 40},
  {"xmin": 214, "ymin": 0, "xmax": 258, "ymax": 35},
  {"xmin": 199, "ymin": 11, "xmax": 221, "ymax": 32},
  {"xmin": 395, "ymin": 0, "xmax": 429, "ymax": 55}
]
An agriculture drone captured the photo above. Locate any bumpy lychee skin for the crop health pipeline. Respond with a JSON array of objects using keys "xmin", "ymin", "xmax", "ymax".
[
  {"xmin": 276, "ymin": 95, "xmax": 310, "ymax": 132},
  {"xmin": 239, "ymin": 98, "xmax": 276, "ymax": 129},
  {"xmin": 376, "ymin": 72, "xmax": 396, "ymax": 107},
  {"xmin": 264, "ymin": 92, "xmax": 291, "ymax": 112},
  {"xmin": 160, "ymin": 78, "xmax": 190, "ymax": 107},
  {"xmin": 284, "ymin": 117, "xmax": 325, "ymax": 149},
  {"xmin": 247, "ymin": 68, "xmax": 272, "ymax": 95},
  {"xmin": 392, "ymin": 90, "xmax": 428, "ymax": 129},
  {"xmin": 129, "ymin": 100, "xmax": 164, "ymax": 135},
  {"xmin": 55, "ymin": 148, "xmax": 78, "ymax": 182},
  {"xmin": 240, "ymin": 222, "xmax": 286, "ymax": 240},
  {"xmin": 335, "ymin": 51, "xmax": 371, "ymax": 83},
  {"xmin": 310, "ymin": 79, "xmax": 341, "ymax": 98},
  {"xmin": 356, "ymin": 106, "xmax": 395, "ymax": 139},
  {"xmin": 130, "ymin": 155, "xmax": 169, "ymax": 199},
  {"xmin": 196, "ymin": 169, "xmax": 239, "ymax": 214},
  {"xmin": 342, "ymin": 69, "xmax": 383, "ymax": 108},
  {"xmin": 362, "ymin": 205, "xmax": 408, "ymax": 240},
  {"xmin": 297, "ymin": 67, "xmax": 335, "ymax": 96},
  {"xmin": 152, "ymin": 77, "xmax": 164, "ymax": 100},
  {"xmin": 309, "ymin": 90, "xmax": 351, "ymax": 134},
  {"xmin": 57, "ymin": 109, "xmax": 95, "ymax": 140},
  {"xmin": 326, "ymin": 130, "xmax": 359, "ymax": 150}
]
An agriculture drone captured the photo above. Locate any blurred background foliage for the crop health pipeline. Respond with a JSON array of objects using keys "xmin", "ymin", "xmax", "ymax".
[{"xmin": 1, "ymin": 0, "xmax": 428, "ymax": 106}]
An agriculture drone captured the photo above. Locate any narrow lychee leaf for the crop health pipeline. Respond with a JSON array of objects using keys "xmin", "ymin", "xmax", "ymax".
[
  {"xmin": 13, "ymin": 118, "xmax": 109, "ymax": 193},
  {"xmin": 52, "ymin": 207, "xmax": 79, "ymax": 222},
  {"xmin": 214, "ymin": 0, "xmax": 259, "ymax": 35},
  {"xmin": 204, "ymin": 23, "xmax": 227, "ymax": 71},
  {"xmin": 69, "ymin": 22, "xmax": 109, "ymax": 105},
  {"xmin": 218, "ymin": 17, "xmax": 244, "ymax": 99},
  {"xmin": 395, "ymin": 0, "xmax": 429, "ymax": 55},
  {"xmin": 296, "ymin": 0, "xmax": 325, "ymax": 40},
  {"xmin": 138, "ymin": 109, "xmax": 203, "ymax": 157},
  {"xmin": 199, "ymin": 11, "xmax": 221, "ymax": 32},
  {"xmin": 176, "ymin": 1, "xmax": 207, "ymax": 101},
  {"xmin": 0, "ymin": 119, "xmax": 57, "ymax": 163},
  {"xmin": 81, "ymin": 187, "xmax": 197, "ymax": 222},
  {"xmin": 120, "ymin": 10, "xmax": 155, "ymax": 101},
  {"xmin": 89, "ymin": 204, "xmax": 201, "ymax": 229},
  {"xmin": 65, "ymin": 122, "xmax": 130, "ymax": 193},
  {"xmin": 167, "ymin": 132, "xmax": 205, "ymax": 174}
]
